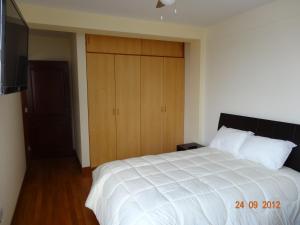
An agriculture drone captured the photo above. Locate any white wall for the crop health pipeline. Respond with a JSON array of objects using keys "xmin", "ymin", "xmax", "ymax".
[
  {"xmin": 29, "ymin": 30, "xmax": 72, "ymax": 61},
  {"xmin": 72, "ymin": 33, "xmax": 90, "ymax": 167},
  {"xmin": 184, "ymin": 40, "xmax": 202, "ymax": 143},
  {"xmin": 22, "ymin": 0, "xmax": 300, "ymax": 166},
  {"xmin": 70, "ymin": 34, "xmax": 81, "ymax": 166},
  {"xmin": 205, "ymin": 0, "xmax": 300, "ymax": 144},
  {"xmin": 19, "ymin": 3, "xmax": 207, "ymax": 167},
  {"xmin": 0, "ymin": 93, "xmax": 26, "ymax": 225}
]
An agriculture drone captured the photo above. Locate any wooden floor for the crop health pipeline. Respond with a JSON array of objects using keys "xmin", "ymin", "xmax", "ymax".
[{"xmin": 12, "ymin": 157, "xmax": 99, "ymax": 225}]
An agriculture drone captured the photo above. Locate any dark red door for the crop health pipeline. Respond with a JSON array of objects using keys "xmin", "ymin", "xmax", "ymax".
[{"xmin": 23, "ymin": 61, "xmax": 73, "ymax": 158}]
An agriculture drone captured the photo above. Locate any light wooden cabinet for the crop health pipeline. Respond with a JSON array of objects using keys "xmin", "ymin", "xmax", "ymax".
[
  {"xmin": 87, "ymin": 53, "xmax": 117, "ymax": 167},
  {"xmin": 141, "ymin": 56, "xmax": 185, "ymax": 154},
  {"xmin": 141, "ymin": 39, "xmax": 184, "ymax": 58},
  {"xmin": 86, "ymin": 35, "xmax": 184, "ymax": 167},
  {"xmin": 163, "ymin": 57, "xmax": 185, "ymax": 152},
  {"xmin": 87, "ymin": 54, "xmax": 141, "ymax": 167},
  {"xmin": 86, "ymin": 34, "xmax": 184, "ymax": 58},
  {"xmin": 86, "ymin": 35, "xmax": 142, "ymax": 55},
  {"xmin": 115, "ymin": 55, "xmax": 141, "ymax": 160},
  {"xmin": 141, "ymin": 56, "xmax": 164, "ymax": 155}
]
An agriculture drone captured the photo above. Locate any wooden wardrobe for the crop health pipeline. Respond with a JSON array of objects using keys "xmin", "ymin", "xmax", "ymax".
[{"xmin": 86, "ymin": 35, "xmax": 185, "ymax": 167}]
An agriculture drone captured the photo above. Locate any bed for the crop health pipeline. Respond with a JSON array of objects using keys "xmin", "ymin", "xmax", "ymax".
[{"xmin": 86, "ymin": 113, "xmax": 300, "ymax": 225}]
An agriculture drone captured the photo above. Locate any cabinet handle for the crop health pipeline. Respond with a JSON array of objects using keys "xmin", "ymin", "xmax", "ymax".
[
  {"xmin": 116, "ymin": 109, "xmax": 120, "ymax": 115},
  {"xmin": 161, "ymin": 105, "xmax": 167, "ymax": 112},
  {"xmin": 113, "ymin": 108, "xmax": 116, "ymax": 115}
]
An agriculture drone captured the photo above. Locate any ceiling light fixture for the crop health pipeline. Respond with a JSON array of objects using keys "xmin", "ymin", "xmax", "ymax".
[
  {"xmin": 161, "ymin": 0, "xmax": 175, "ymax": 6},
  {"xmin": 156, "ymin": 0, "xmax": 176, "ymax": 8},
  {"xmin": 157, "ymin": 0, "xmax": 177, "ymax": 22}
]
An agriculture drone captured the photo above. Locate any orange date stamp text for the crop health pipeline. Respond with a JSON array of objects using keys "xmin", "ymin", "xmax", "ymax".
[{"xmin": 235, "ymin": 200, "xmax": 281, "ymax": 209}]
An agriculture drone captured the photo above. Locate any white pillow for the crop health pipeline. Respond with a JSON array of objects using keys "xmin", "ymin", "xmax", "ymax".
[
  {"xmin": 239, "ymin": 136, "xmax": 297, "ymax": 170},
  {"xmin": 209, "ymin": 126, "xmax": 254, "ymax": 156}
]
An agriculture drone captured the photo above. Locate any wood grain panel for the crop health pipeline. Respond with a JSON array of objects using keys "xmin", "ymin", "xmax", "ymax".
[
  {"xmin": 115, "ymin": 55, "xmax": 141, "ymax": 159},
  {"xmin": 141, "ymin": 56, "xmax": 164, "ymax": 156},
  {"xmin": 163, "ymin": 57, "xmax": 185, "ymax": 152},
  {"xmin": 142, "ymin": 39, "xmax": 184, "ymax": 58},
  {"xmin": 87, "ymin": 53, "xmax": 117, "ymax": 167},
  {"xmin": 86, "ymin": 34, "xmax": 141, "ymax": 55}
]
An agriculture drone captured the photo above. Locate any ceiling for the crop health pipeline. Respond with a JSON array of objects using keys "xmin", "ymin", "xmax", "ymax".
[{"xmin": 17, "ymin": 0, "xmax": 275, "ymax": 26}]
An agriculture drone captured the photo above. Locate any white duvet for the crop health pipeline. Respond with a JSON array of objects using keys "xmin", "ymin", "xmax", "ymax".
[{"xmin": 86, "ymin": 147, "xmax": 300, "ymax": 225}]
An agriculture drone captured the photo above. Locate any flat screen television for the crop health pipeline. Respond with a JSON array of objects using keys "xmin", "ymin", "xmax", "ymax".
[{"xmin": 0, "ymin": 0, "xmax": 29, "ymax": 95}]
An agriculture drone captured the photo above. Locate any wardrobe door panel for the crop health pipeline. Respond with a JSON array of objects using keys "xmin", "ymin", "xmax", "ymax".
[
  {"xmin": 86, "ymin": 34, "xmax": 142, "ymax": 55},
  {"xmin": 115, "ymin": 55, "xmax": 141, "ymax": 159},
  {"xmin": 141, "ymin": 39, "xmax": 184, "ymax": 57},
  {"xmin": 163, "ymin": 57, "xmax": 185, "ymax": 152},
  {"xmin": 141, "ymin": 56, "xmax": 164, "ymax": 155},
  {"xmin": 87, "ymin": 53, "xmax": 117, "ymax": 167}
]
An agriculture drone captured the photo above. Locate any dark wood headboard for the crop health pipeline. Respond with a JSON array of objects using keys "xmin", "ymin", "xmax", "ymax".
[{"xmin": 218, "ymin": 113, "xmax": 300, "ymax": 172}]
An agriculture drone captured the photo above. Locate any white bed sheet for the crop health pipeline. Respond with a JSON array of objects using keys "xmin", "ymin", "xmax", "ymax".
[{"xmin": 86, "ymin": 147, "xmax": 300, "ymax": 225}]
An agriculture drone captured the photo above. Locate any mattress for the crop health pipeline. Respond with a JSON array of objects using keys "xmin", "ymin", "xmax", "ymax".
[{"xmin": 86, "ymin": 147, "xmax": 300, "ymax": 225}]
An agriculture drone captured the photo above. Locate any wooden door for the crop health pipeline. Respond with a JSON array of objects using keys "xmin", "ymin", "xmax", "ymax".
[
  {"xmin": 23, "ymin": 61, "xmax": 73, "ymax": 158},
  {"xmin": 163, "ymin": 57, "xmax": 185, "ymax": 152},
  {"xmin": 141, "ymin": 56, "xmax": 164, "ymax": 155},
  {"xmin": 87, "ymin": 53, "xmax": 117, "ymax": 167},
  {"xmin": 115, "ymin": 55, "xmax": 141, "ymax": 159}
]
